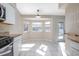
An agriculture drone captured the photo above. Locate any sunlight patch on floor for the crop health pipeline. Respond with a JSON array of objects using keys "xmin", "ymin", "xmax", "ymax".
[
  {"xmin": 59, "ymin": 42, "xmax": 67, "ymax": 56},
  {"xmin": 36, "ymin": 44, "xmax": 48, "ymax": 56},
  {"xmin": 21, "ymin": 43, "xmax": 35, "ymax": 51}
]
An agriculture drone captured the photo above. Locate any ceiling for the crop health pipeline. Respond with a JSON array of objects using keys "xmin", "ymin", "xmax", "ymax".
[{"xmin": 16, "ymin": 3, "xmax": 65, "ymax": 16}]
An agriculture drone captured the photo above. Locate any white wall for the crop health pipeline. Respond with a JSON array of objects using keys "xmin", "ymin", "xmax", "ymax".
[
  {"xmin": 9, "ymin": 7, "xmax": 24, "ymax": 34},
  {"xmin": 23, "ymin": 18, "xmax": 53, "ymax": 41},
  {"xmin": 23, "ymin": 16, "xmax": 65, "ymax": 42}
]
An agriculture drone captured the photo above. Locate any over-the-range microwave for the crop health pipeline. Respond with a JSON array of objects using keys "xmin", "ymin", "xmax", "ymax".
[{"xmin": 0, "ymin": 4, "xmax": 6, "ymax": 21}]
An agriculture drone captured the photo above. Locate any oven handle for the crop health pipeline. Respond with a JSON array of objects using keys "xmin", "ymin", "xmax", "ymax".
[
  {"xmin": 0, "ymin": 38, "xmax": 19, "ymax": 50},
  {"xmin": 0, "ymin": 42, "xmax": 13, "ymax": 51}
]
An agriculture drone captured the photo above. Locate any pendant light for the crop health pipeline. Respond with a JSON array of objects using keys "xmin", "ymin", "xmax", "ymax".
[{"xmin": 36, "ymin": 9, "xmax": 40, "ymax": 20}]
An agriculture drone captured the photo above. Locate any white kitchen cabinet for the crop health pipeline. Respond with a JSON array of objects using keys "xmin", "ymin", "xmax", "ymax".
[
  {"xmin": 66, "ymin": 38, "xmax": 79, "ymax": 56},
  {"xmin": 13, "ymin": 35, "xmax": 22, "ymax": 56},
  {"xmin": 2, "ymin": 4, "xmax": 16, "ymax": 24}
]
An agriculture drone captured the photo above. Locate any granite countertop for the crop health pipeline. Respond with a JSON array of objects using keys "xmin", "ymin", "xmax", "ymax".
[
  {"xmin": 9, "ymin": 34, "xmax": 22, "ymax": 37},
  {"xmin": 0, "ymin": 32, "xmax": 22, "ymax": 38},
  {"xmin": 65, "ymin": 33, "xmax": 79, "ymax": 43},
  {"xmin": 67, "ymin": 35, "xmax": 79, "ymax": 43}
]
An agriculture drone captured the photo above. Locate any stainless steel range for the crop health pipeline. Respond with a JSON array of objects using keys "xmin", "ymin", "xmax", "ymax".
[{"xmin": 0, "ymin": 36, "xmax": 13, "ymax": 56}]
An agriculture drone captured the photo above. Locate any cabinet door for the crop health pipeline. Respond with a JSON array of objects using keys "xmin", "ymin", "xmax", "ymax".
[
  {"xmin": 2, "ymin": 4, "xmax": 16, "ymax": 24},
  {"xmin": 13, "ymin": 36, "xmax": 22, "ymax": 56}
]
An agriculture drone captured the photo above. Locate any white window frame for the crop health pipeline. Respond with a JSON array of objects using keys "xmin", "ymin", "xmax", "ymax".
[
  {"xmin": 44, "ymin": 21, "xmax": 51, "ymax": 32},
  {"xmin": 32, "ymin": 22, "xmax": 43, "ymax": 32}
]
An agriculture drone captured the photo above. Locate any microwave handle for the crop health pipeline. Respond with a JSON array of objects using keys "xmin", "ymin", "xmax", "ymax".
[{"xmin": 0, "ymin": 6, "xmax": 4, "ymax": 18}]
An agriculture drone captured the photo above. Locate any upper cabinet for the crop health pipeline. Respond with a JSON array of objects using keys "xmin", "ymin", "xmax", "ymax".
[{"xmin": 2, "ymin": 4, "xmax": 16, "ymax": 24}]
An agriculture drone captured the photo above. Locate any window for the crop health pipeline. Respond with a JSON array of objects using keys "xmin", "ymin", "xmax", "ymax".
[
  {"xmin": 24, "ymin": 21, "xmax": 29, "ymax": 32},
  {"xmin": 24, "ymin": 21, "xmax": 51, "ymax": 32},
  {"xmin": 32, "ymin": 22, "xmax": 42, "ymax": 32},
  {"xmin": 44, "ymin": 21, "xmax": 51, "ymax": 32}
]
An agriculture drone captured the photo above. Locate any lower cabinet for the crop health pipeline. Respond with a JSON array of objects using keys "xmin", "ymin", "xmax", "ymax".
[
  {"xmin": 13, "ymin": 35, "xmax": 22, "ymax": 56},
  {"xmin": 66, "ymin": 38, "xmax": 79, "ymax": 56}
]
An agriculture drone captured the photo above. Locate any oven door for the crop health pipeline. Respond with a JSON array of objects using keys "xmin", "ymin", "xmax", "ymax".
[{"xmin": 0, "ymin": 42, "xmax": 13, "ymax": 56}]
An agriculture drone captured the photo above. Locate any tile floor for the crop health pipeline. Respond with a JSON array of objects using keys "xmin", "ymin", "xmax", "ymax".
[{"xmin": 19, "ymin": 39, "xmax": 67, "ymax": 56}]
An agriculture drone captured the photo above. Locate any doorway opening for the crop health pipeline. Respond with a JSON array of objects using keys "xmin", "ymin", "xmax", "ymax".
[
  {"xmin": 58, "ymin": 22, "xmax": 65, "ymax": 42},
  {"xmin": 57, "ymin": 22, "xmax": 67, "ymax": 56}
]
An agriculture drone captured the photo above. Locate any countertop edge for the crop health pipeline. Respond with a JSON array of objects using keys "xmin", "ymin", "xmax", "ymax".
[{"xmin": 0, "ymin": 34, "xmax": 22, "ymax": 38}]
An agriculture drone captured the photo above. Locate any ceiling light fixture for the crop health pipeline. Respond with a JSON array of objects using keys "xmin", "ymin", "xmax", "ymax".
[{"xmin": 36, "ymin": 9, "xmax": 40, "ymax": 20}]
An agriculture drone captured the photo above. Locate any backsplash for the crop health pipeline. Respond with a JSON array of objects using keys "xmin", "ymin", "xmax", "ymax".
[{"xmin": 0, "ymin": 23, "xmax": 10, "ymax": 32}]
